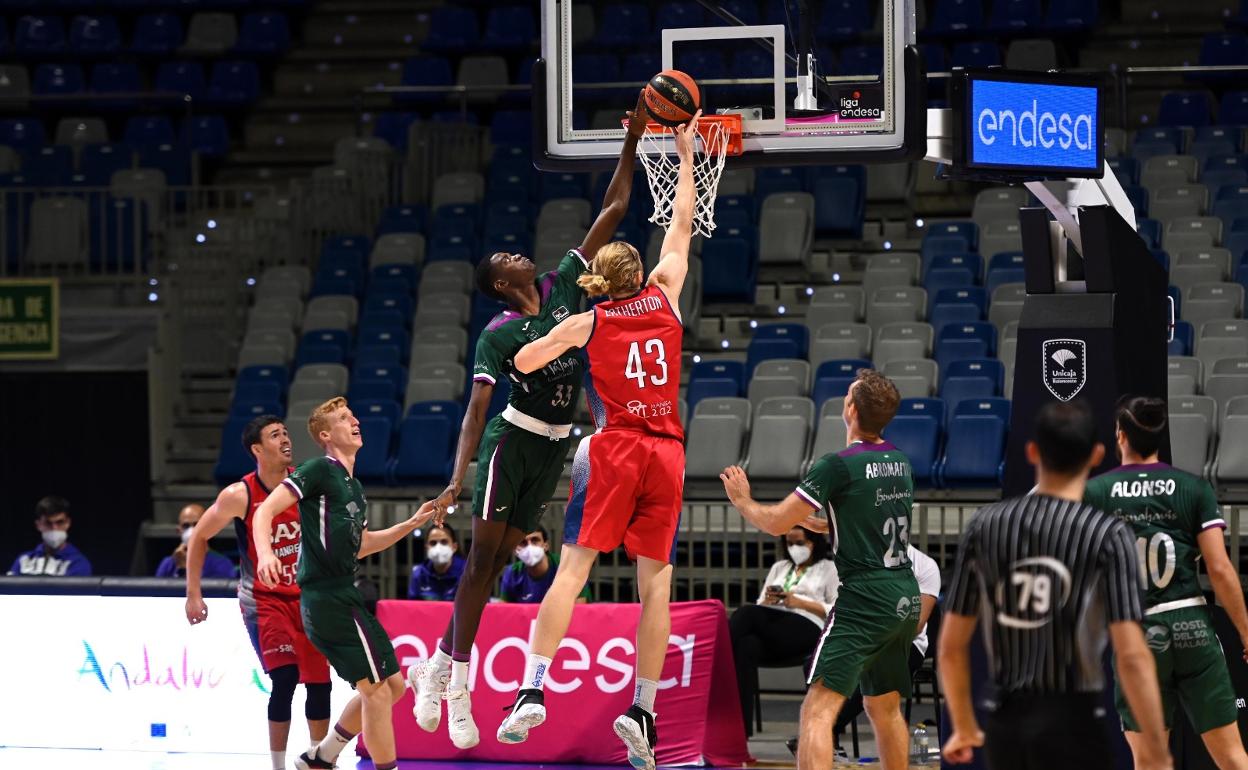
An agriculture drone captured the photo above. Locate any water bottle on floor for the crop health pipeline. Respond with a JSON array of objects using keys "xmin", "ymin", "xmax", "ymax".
[{"xmin": 910, "ymin": 723, "xmax": 931, "ymax": 763}]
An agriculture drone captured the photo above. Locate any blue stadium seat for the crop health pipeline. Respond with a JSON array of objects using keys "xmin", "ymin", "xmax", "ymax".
[
  {"xmin": 674, "ymin": 50, "xmax": 729, "ymax": 81},
  {"xmin": 401, "ymin": 56, "xmax": 453, "ymax": 102},
  {"xmin": 33, "ymin": 63, "xmax": 84, "ymax": 96},
  {"xmin": 233, "ymin": 381, "xmax": 282, "ymax": 407},
  {"xmin": 747, "ymin": 323, "xmax": 809, "ymax": 373},
  {"xmin": 838, "ymin": 45, "xmax": 883, "ymax": 77},
  {"xmin": 620, "ymin": 52, "xmax": 661, "ymax": 84},
  {"xmin": 925, "ymin": 253, "xmax": 981, "ymax": 292},
  {"xmin": 540, "ymin": 172, "xmax": 587, "ymax": 202},
  {"xmin": 355, "ymin": 416, "xmax": 394, "ymax": 484},
  {"xmin": 691, "ymin": 360, "xmax": 745, "ymax": 391},
  {"xmin": 988, "ymin": 0, "xmax": 1042, "ymax": 32},
  {"xmin": 1107, "ymin": 157, "xmax": 1138, "ymax": 186},
  {"xmin": 1136, "ymin": 219, "xmax": 1162, "ymax": 250},
  {"xmin": 392, "ymin": 401, "xmax": 462, "ymax": 483},
  {"xmin": 363, "ymin": 293, "xmax": 413, "ymax": 321},
  {"xmin": 22, "ymin": 146, "xmax": 73, "ymax": 185},
  {"xmin": 131, "ymin": 13, "xmax": 183, "ymax": 56},
  {"xmin": 818, "ymin": 0, "xmax": 873, "ymax": 40},
  {"xmin": 235, "ymin": 12, "xmax": 290, "ymax": 55},
  {"xmin": 1123, "ymin": 185, "xmax": 1149, "ymax": 217},
  {"xmin": 927, "ymin": 0, "xmax": 985, "ymax": 36},
  {"xmin": 655, "ymin": 1, "xmax": 706, "ymax": 29},
  {"xmin": 15, "ymin": 16, "xmax": 66, "ymax": 56},
  {"xmin": 79, "ymin": 141, "xmax": 132, "ymax": 183},
  {"xmin": 311, "ymin": 277, "xmax": 359, "ymax": 300},
  {"xmin": 297, "ymin": 330, "xmax": 350, "ymax": 367},
  {"xmin": 950, "ymin": 41, "xmax": 1000, "ymax": 69},
  {"xmin": 137, "ymin": 142, "xmax": 191, "ymax": 186},
  {"xmin": 814, "ymin": 176, "xmax": 864, "ymax": 238},
  {"xmin": 370, "ymin": 266, "xmax": 418, "ymax": 297},
  {"xmin": 1043, "ymin": 0, "xmax": 1098, "ymax": 31},
  {"xmin": 1221, "ymin": 91, "xmax": 1248, "ymax": 125},
  {"xmin": 934, "ymin": 322, "xmax": 996, "ymax": 371},
  {"xmin": 718, "ymin": 0, "xmax": 761, "ymax": 24},
  {"xmin": 207, "ymin": 61, "xmax": 260, "ymax": 105},
  {"xmin": 489, "ymin": 110, "xmax": 532, "ymax": 146},
  {"xmin": 353, "ymin": 398, "xmax": 402, "ymax": 428},
  {"xmin": 1158, "ymin": 92, "xmax": 1213, "ymax": 128},
  {"xmin": 930, "ymin": 287, "xmax": 987, "ymax": 331},
  {"xmin": 686, "ymin": 379, "xmax": 740, "ymax": 413},
  {"xmin": 1199, "ymin": 33, "xmax": 1248, "ymax": 74},
  {"xmin": 482, "ymin": 6, "xmax": 536, "ymax": 50},
  {"xmin": 229, "ymin": 402, "xmax": 283, "ymax": 422},
  {"xmin": 898, "ymin": 397, "xmax": 947, "ymax": 426},
  {"xmin": 349, "ymin": 379, "xmax": 399, "ymax": 403},
  {"xmin": 885, "ymin": 413, "xmax": 941, "ymax": 484},
  {"xmin": 428, "ymin": 234, "xmax": 476, "ymax": 262},
  {"xmin": 181, "ymin": 115, "xmax": 229, "ymax": 158},
  {"xmin": 422, "ymin": 7, "xmax": 479, "ymax": 53},
  {"xmin": 354, "ymin": 359, "xmax": 405, "ymax": 392},
  {"xmin": 943, "ymin": 357, "xmax": 1004, "ymax": 392},
  {"xmin": 376, "ymin": 205, "xmax": 427, "ymax": 236},
  {"xmin": 1135, "ymin": 127, "xmax": 1184, "ymax": 154},
  {"xmin": 155, "ymin": 61, "xmax": 206, "ymax": 100},
  {"xmin": 374, "ymin": 112, "xmax": 418, "ymax": 151},
  {"xmin": 937, "ymin": 413, "xmax": 1006, "ymax": 487},
  {"xmin": 214, "ymin": 416, "xmax": 256, "ymax": 485},
  {"xmin": 483, "ymin": 232, "xmax": 531, "ymax": 258},
  {"xmin": 0, "ymin": 118, "xmax": 44, "ymax": 152},
  {"xmin": 595, "ymin": 4, "xmax": 650, "ymax": 47},
  {"xmin": 93, "ymin": 196, "xmax": 149, "ymax": 272},
  {"xmin": 1169, "ymin": 320, "xmax": 1194, "ymax": 356},
  {"xmin": 238, "ymin": 364, "xmax": 289, "ymax": 388},
  {"xmin": 701, "ymin": 237, "xmax": 756, "ymax": 303},
  {"xmin": 812, "ymin": 359, "xmax": 873, "ymax": 405},
  {"xmin": 69, "ymin": 15, "xmax": 122, "ymax": 56},
  {"xmin": 89, "ymin": 63, "xmax": 141, "ymax": 109},
  {"xmin": 322, "ymin": 234, "xmax": 370, "ymax": 264}
]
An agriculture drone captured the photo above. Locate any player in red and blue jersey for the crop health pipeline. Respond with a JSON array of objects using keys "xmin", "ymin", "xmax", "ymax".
[
  {"xmin": 184, "ymin": 415, "xmax": 332, "ymax": 770},
  {"xmin": 495, "ymin": 114, "xmax": 701, "ymax": 770}
]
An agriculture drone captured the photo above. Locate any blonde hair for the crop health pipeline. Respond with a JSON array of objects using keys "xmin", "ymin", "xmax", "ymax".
[
  {"xmin": 578, "ymin": 241, "xmax": 642, "ymax": 297},
  {"xmin": 308, "ymin": 396, "xmax": 348, "ymax": 447}
]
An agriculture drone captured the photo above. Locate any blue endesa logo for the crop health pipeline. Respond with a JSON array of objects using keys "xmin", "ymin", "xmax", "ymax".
[{"xmin": 970, "ymin": 79, "xmax": 1099, "ymax": 171}]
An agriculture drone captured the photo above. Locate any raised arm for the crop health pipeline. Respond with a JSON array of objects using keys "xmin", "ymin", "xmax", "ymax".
[
  {"xmin": 514, "ymin": 311, "xmax": 594, "ymax": 374},
  {"xmin": 580, "ymin": 92, "xmax": 648, "ymax": 261},
  {"xmin": 359, "ymin": 500, "xmax": 439, "ymax": 558},
  {"xmin": 1199, "ymin": 527, "xmax": 1248, "ymax": 661},
  {"xmin": 720, "ymin": 465, "xmax": 821, "ymax": 536},
  {"xmin": 646, "ymin": 112, "xmax": 701, "ymax": 312},
  {"xmin": 185, "ymin": 483, "xmax": 246, "ymax": 625},
  {"xmin": 253, "ymin": 483, "xmax": 299, "ymax": 588},
  {"xmin": 435, "ymin": 381, "xmax": 494, "ymax": 523}
]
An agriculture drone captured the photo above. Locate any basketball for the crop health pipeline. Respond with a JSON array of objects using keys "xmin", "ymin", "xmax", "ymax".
[{"xmin": 643, "ymin": 70, "xmax": 701, "ymax": 128}]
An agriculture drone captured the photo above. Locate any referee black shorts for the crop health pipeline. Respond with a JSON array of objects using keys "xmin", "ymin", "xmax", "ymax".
[{"xmin": 984, "ymin": 693, "xmax": 1115, "ymax": 770}]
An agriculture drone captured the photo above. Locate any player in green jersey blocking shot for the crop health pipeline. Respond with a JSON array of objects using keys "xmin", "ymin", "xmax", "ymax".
[
  {"xmin": 406, "ymin": 94, "xmax": 652, "ymax": 749},
  {"xmin": 721, "ymin": 369, "xmax": 921, "ymax": 770},
  {"xmin": 1084, "ymin": 396, "xmax": 1248, "ymax": 770},
  {"xmin": 253, "ymin": 397, "xmax": 438, "ymax": 770}
]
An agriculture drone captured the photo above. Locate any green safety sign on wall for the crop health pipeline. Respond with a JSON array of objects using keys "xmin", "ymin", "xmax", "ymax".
[{"xmin": 0, "ymin": 279, "xmax": 59, "ymax": 360}]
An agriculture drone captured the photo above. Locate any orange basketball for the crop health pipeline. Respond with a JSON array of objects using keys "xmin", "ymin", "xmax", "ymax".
[{"xmin": 643, "ymin": 70, "xmax": 701, "ymax": 128}]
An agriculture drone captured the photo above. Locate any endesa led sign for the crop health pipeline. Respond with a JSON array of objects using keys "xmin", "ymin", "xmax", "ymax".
[{"xmin": 956, "ymin": 70, "xmax": 1105, "ymax": 178}]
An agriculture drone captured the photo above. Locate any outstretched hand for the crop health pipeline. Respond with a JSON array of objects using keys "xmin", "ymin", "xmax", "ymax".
[
  {"xmin": 626, "ymin": 90, "xmax": 648, "ymax": 139},
  {"xmin": 673, "ymin": 110, "xmax": 702, "ymax": 163},
  {"xmin": 720, "ymin": 464, "xmax": 751, "ymax": 507}
]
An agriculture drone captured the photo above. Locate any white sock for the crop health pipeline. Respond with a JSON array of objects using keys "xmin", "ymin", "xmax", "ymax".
[
  {"xmin": 270, "ymin": 750, "xmax": 285, "ymax": 770},
  {"xmin": 432, "ymin": 647, "xmax": 453, "ymax": 671},
  {"xmin": 449, "ymin": 659, "xmax": 470, "ymax": 691},
  {"xmin": 522, "ymin": 654, "xmax": 553, "ymax": 691},
  {"xmin": 633, "ymin": 677, "xmax": 658, "ymax": 714},
  {"xmin": 306, "ymin": 745, "xmax": 319, "ymax": 760},
  {"xmin": 316, "ymin": 724, "xmax": 353, "ymax": 763}
]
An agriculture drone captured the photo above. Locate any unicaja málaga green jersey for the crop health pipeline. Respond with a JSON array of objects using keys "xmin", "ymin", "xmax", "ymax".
[
  {"xmin": 281, "ymin": 455, "xmax": 369, "ymax": 586},
  {"xmin": 795, "ymin": 440, "xmax": 915, "ymax": 578},
  {"xmin": 472, "ymin": 249, "xmax": 588, "ymax": 425},
  {"xmin": 1084, "ymin": 462, "xmax": 1225, "ymax": 611}
]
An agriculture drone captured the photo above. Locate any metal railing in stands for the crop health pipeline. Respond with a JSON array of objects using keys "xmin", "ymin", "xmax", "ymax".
[{"xmin": 352, "ymin": 501, "xmax": 1248, "ymax": 603}]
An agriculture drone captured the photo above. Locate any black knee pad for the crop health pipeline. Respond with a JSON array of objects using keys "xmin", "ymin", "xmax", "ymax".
[
  {"xmin": 305, "ymin": 682, "xmax": 332, "ymax": 721},
  {"xmin": 267, "ymin": 665, "xmax": 299, "ymax": 723}
]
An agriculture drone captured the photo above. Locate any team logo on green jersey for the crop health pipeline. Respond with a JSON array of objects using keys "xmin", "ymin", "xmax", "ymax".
[
  {"xmin": 1145, "ymin": 624, "xmax": 1171, "ymax": 653},
  {"xmin": 553, "ymin": 305, "xmax": 570, "ymax": 322},
  {"xmin": 895, "ymin": 596, "xmax": 912, "ymax": 619}
]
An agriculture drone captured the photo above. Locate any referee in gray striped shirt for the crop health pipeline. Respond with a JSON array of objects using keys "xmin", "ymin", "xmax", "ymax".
[{"xmin": 939, "ymin": 401, "xmax": 1172, "ymax": 770}]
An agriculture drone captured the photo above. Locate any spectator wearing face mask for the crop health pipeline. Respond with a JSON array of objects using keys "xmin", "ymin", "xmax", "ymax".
[
  {"xmin": 8, "ymin": 496, "xmax": 93, "ymax": 577},
  {"xmin": 500, "ymin": 527, "xmax": 591, "ymax": 604},
  {"xmin": 156, "ymin": 503, "xmax": 236, "ymax": 579},
  {"xmin": 729, "ymin": 526, "xmax": 837, "ymax": 736},
  {"xmin": 408, "ymin": 523, "xmax": 466, "ymax": 601}
]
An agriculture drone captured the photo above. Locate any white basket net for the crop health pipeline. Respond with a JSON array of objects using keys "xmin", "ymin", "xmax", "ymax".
[{"xmin": 636, "ymin": 120, "xmax": 732, "ymax": 239}]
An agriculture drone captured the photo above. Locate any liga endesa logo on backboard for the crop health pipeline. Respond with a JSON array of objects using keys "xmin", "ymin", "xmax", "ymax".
[
  {"xmin": 971, "ymin": 79, "xmax": 1099, "ymax": 172},
  {"xmin": 837, "ymin": 85, "xmax": 884, "ymax": 120}
]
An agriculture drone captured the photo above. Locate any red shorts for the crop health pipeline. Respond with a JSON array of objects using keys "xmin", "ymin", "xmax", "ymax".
[
  {"xmin": 242, "ymin": 591, "xmax": 331, "ymax": 683},
  {"xmin": 564, "ymin": 430, "xmax": 684, "ymax": 563}
]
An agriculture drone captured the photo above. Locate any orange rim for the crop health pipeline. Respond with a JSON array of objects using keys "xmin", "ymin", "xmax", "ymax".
[{"xmin": 626, "ymin": 113, "xmax": 744, "ymax": 157}]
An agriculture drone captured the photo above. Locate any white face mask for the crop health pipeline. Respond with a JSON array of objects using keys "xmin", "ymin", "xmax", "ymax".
[
  {"xmin": 517, "ymin": 544, "xmax": 546, "ymax": 567},
  {"xmin": 180, "ymin": 527, "xmax": 194, "ymax": 545},
  {"xmin": 427, "ymin": 543, "xmax": 454, "ymax": 566},
  {"xmin": 787, "ymin": 544, "xmax": 812, "ymax": 565},
  {"xmin": 42, "ymin": 529, "xmax": 68, "ymax": 549}
]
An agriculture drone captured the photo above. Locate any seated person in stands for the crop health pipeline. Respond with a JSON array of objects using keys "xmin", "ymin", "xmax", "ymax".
[
  {"xmin": 730, "ymin": 526, "xmax": 837, "ymax": 736},
  {"xmin": 408, "ymin": 523, "xmax": 466, "ymax": 601},
  {"xmin": 8, "ymin": 496, "xmax": 92, "ymax": 577},
  {"xmin": 156, "ymin": 503, "xmax": 236, "ymax": 579},
  {"xmin": 500, "ymin": 527, "xmax": 590, "ymax": 604}
]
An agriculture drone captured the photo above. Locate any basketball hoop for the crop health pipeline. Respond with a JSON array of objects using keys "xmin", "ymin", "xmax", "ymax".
[{"xmin": 631, "ymin": 113, "xmax": 743, "ymax": 239}]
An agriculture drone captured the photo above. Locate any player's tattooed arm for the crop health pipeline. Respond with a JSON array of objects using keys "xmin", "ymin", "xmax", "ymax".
[
  {"xmin": 514, "ymin": 311, "xmax": 594, "ymax": 374},
  {"xmin": 185, "ymin": 483, "xmax": 246, "ymax": 625},
  {"xmin": 720, "ymin": 465, "xmax": 819, "ymax": 537}
]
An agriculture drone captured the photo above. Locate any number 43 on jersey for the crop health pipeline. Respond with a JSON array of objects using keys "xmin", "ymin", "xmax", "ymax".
[{"xmin": 625, "ymin": 339, "xmax": 668, "ymax": 389}]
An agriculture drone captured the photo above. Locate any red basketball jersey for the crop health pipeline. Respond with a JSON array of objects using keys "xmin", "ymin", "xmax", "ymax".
[
  {"xmin": 584, "ymin": 284, "xmax": 684, "ymax": 440},
  {"xmin": 235, "ymin": 469, "xmax": 302, "ymax": 598}
]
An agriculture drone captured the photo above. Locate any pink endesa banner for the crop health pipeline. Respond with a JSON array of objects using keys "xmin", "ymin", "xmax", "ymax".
[{"xmin": 364, "ymin": 599, "xmax": 753, "ymax": 766}]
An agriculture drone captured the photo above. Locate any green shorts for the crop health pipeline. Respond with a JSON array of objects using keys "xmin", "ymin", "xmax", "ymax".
[
  {"xmin": 472, "ymin": 416, "xmax": 571, "ymax": 533},
  {"xmin": 300, "ymin": 578, "xmax": 399, "ymax": 686},
  {"xmin": 810, "ymin": 569, "xmax": 921, "ymax": 697},
  {"xmin": 1116, "ymin": 604, "xmax": 1238, "ymax": 734}
]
